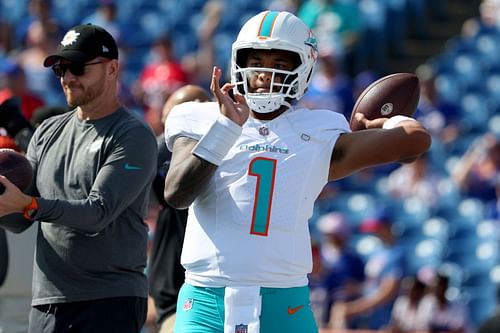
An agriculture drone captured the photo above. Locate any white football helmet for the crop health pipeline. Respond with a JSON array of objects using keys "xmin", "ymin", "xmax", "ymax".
[{"xmin": 231, "ymin": 11, "xmax": 318, "ymax": 113}]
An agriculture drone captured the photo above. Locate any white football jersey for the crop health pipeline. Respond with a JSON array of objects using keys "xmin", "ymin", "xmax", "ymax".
[{"xmin": 165, "ymin": 102, "xmax": 350, "ymax": 288}]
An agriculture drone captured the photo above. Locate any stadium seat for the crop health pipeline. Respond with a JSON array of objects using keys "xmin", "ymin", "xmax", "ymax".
[
  {"xmin": 329, "ymin": 192, "xmax": 377, "ymax": 226},
  {"xmin": 488, "ymin": 114, "xmax": 500, "ymax": 136},
  {"xmin": 422, "ymin": 216, "xmax": 449, "ymax": 242},
  {"xmin": 404, "ymin": 238, "xmax": 443, "ymax": 274},
  {"xmin": 392, "ymin": 197, "xmax": 431, "ymax": 226},
  {"xmin": 433, "ymin": 71, "xmax": 463, "ymax": 104},
  {"xmin": 444, "ymin": 241, "xmax": 498, "ymax": 275},
  {"xmin": 476, "ymin": 219, "xmax": 499, "ymax": 242},
  {"xmin": 0, "ymin": 0, "xmax": 28, "ymax": 23},
  {"xmin": 351, "ymin": 234, "xmax": 382, "ymax": 260},
  {"xmin": 456, "ymin": 197, "xmax": 487, "ymax": 225},
  {"xmin": 466, "ymin": 294, "xmax": 497, "ymax": 328},
  {"xmin": 474, "ymin": 31, "xmax": 500, "ymax": 70},
  {"xmin": 452, "ymin": 52, "xmax": 484, "ymax": 89},
  {"xmin": 459, "ymin": 90, "xmax": 492, "ymax": 133}
]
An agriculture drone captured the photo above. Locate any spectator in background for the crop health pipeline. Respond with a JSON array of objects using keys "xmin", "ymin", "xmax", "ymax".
[
  {"xmin": 0, "ymin": 22, "xmax": 13, "ymax": 58},
  {"xmin": 452, "ymin": 133, "xmax": 500, "ymax": 205},
  {"xmin": 298, "ymin": 0, "xmax": 362, "ymax": 75},
  {"xmin": 16, "ymin": 20, "xmax": 63, "ymax": 106},
  {"xmin": 462, "ymin": 0, "xmax": 500, "ymax": 38},
  {"xmin": 135, "ymin": 35, "xmax": 189, "ymax": 135},
  {"xmin": 385, "ymin": 153, "xmax": 444, "ymax": 211},
  {"xmin": 420, "ymin": 272, "xmax": 472, "ymax": 333},
  {"xmin": 353, "ymin": 70, "xmax": 379, "ymax": 100},
  {"xmin": 267, "ymin": 0, "xmax": 300, "ymax": 12},
  {"xmin": 315, "ymin": 212, "xmax": 365, "ymax": 329},
  {"xmin": 331, "ymin": 211, "xmax": 405, "ymax": 330},
  {"xmin": 180, "ymin": 0, "xmax": 222, "ymax": 91},
  {"xmin": 14, "ymin": 0, "xmax": 64, "ymax": 49},
  {"xmin": 414, "ymin": 64, "xmax": 461, "ymax": 145},
  {"xmin": 309, "ymin": 239, "xmax": 330, "ymax": 329},
  {"xmin": 81, "ymin": 0, "xmax": 122, "ymax": 43},
  {"xmin": 0, "ymin": 96, "xmax": 34, "ymax": 153},
  {"xmin": 147, "ymin": 84, "xmax": 211, "ymax": 333},
  {"xmin": 389, "ymin": 275, "xmax": 430, "ymax": 333},
  {"xmin": 298, "ymin": 46, "xmax": 355, "ymax": 119},
  {"xmin": 0, "ymin": 59, "xmax": 45, "ymax": 121},
  {"xmin": 355, "ymin": 0, "xmax": 388, "ymax": 74}
]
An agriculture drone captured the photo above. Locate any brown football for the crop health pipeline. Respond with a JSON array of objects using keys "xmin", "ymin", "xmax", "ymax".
[
  {"xmin": 0, "ymin": 148, "xmax": 33, "ymax": 194},
  {"xmin": 349, "ymin": 73, "xmax": 420, "ymax": 131}
]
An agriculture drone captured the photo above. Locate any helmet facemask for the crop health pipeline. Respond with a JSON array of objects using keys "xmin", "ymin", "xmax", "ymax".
[
  {"xmin": 233, "ymin": 52, "xmax": 301, "ymax": 113},
  {"xmin": 230, "ymin": 11, "xmax": 318, "ymax": 114}
]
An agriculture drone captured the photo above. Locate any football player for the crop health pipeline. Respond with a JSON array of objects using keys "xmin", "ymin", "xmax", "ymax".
[{"xmin": 164, "ymin": 10, "xmax": 431, "ymax": 333}]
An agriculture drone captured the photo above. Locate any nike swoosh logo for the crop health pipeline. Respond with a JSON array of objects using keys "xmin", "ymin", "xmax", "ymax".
[
  {"xmin": 124, "ymin": 163, "xmax": 142, "ymax": 171},
  {"xmin": 287, "ymin": 305, "xmax": 304, "ymax": 315}
]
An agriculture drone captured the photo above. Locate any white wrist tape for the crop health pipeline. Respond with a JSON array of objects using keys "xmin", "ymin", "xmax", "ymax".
[
  {"xmin": 382, "ymin": 115, "xmax": 417, "ymax": 129},
  {"xmin": 192, "ymin": 115, "xmax": 242, "ymax": 166}
]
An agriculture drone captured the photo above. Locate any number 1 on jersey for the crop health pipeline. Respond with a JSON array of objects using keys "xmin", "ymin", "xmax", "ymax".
[{"xmin": 249, "ymin": 157, "xmax": 277, "ymax": 236}]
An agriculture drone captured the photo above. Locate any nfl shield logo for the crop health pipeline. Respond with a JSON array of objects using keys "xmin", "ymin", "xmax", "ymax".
[
  {"xmin": 235, "ymin": 324, "xmax": 248, "ymax": 333},
  {"xmin": 183, "ymin": 298, "xmax": 193, "ymax": 311}
]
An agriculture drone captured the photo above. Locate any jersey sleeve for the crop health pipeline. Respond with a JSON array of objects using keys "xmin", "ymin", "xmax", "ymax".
[{"xmin": 164, "ymin": 101, "xmax": 219, "ymax": 151}]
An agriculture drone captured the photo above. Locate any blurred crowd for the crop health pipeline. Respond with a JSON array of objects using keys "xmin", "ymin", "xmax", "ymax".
[{"xmin": 1, "ymin": 0, "xmax": 500, "ymax": 332}]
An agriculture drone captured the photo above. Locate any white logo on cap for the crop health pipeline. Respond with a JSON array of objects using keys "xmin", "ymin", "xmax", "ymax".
[
  {"xmin": 61, "ymin": 30, "xmax": 80, "ymax": 46},
  {"xmin": 102, "ymin": 45, "xmax": 109, "ymax": 53}
]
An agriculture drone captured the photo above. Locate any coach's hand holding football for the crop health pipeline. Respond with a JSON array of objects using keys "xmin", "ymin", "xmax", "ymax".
[{"xmin": 0, "ymin": 175, "xmax": 33, "ymax": 218}]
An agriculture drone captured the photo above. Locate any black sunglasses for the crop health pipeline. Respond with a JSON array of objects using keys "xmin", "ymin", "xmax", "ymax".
[{"xmin": 51, "ymin": 60, "xmax": 106, "ymax": 78}]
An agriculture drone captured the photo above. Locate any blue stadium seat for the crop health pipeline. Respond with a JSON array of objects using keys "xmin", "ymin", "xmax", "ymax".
[
  {"xmin": 455, "ymin": 197, "xmax": 487, "ymax": 225},
  {"xmin": 0, "ymin": 0, "xmax": 28, "ymax": 23},
  {"xmin": 392, "ymin": 197, "xmax": 431, "ymax": 226},
  {"xmin": 476, "ymin": 36, "xmax": 500, "ymax": 69},
  {"xmin": 466, "ymin": 294, "xmax": 497, "ymax": 328},
  {"xmin": 444, "ymin": 241, "xmax": 498, "ymax": 275},
  {"xmin": 329, "ymin": 192, "xmax": 377, "ymax": 226},
  {"xmin": 485, "ymin": 73, "xmax": 500, "ymax": 109},
  {"xmin": 351, "ymin": 234, "xmax": 382, "ymax": 261},
  {"xmin": 488, "ymin": 114, "xmax": 500, "ymax": 136},
  {"xmin": 476, "ymin": 219, "xmax": 500, "ymax": 243},
  {"xmin": 453, "ymin": 53, "xmax": 484, "ymax": 86},
  {"xmin": 433, "ymin": 178, "xmax": 462, "ymax": 215},
  {"xmin": 422, "ymin": 216, "xmax": 449, "ymax": 242},
  {"xmin": 433, "ymin": 71, "xmax": 463, "ymax": 104},
  {"xmin": 404, "ymin": 238, "xmax": 443, "ymax": 274},
  {"xmin": 459, "ymin": 89, "xmax": 493, "ymax": 133}
]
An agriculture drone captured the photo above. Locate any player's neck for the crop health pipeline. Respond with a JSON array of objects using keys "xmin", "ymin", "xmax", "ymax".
[{"xmin": 251, "ymin": 106, "xmax": 289, "ymax": 121}]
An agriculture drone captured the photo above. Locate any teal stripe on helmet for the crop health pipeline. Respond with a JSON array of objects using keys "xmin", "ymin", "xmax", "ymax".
[{"xmin": 258, "ymin": 11, "xmax": 279, "ymax": 37}]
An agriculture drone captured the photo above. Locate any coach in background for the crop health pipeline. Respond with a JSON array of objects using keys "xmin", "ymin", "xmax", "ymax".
[{"xmin": 0, "ymin": 24, "xmax": 157, "ymax": 332}]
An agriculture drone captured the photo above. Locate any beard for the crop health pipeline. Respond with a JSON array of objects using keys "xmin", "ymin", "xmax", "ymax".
[{"xmin": 64, "ymin": 72, "xmax": 106, "ymax": 107}]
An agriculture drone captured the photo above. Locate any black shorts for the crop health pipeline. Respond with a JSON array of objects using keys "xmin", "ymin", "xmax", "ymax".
[{"xmin": 28, "ymin": 297, "xmax": 147, "ymax": 333}]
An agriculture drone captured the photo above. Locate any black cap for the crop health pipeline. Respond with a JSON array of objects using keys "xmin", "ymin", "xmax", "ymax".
[{"xmin": 43, "ymin": 24, "xmax": 118, "ymax": 67}]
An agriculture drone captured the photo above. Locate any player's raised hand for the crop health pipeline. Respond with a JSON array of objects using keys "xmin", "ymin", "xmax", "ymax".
[{"xmin": 210, "ymin": 66, "xmax": 249, "ymax": 126}]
